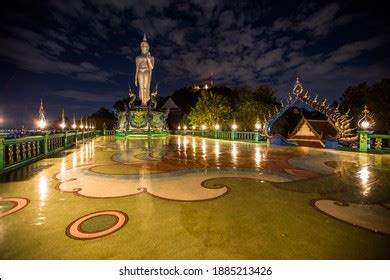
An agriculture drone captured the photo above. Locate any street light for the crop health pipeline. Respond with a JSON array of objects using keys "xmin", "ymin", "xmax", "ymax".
[
  {"xmin": 231, "ymin": 123, "xmax": 238, "ymax": 130},
  {"xmin": 358, "ymin": 105, "xmax": 375, "ymax": 131},
  {"xmin": 37, "ymin": 119, "xmax": 47, "ymax": 130},
  {"xmin": 215, "ymin": 123, "xmax": 220, "ymax": 130},
  {"xmin": 201, "ymin": 124, "xmax": 207, "ymax": 130},
  {"xmin": 255, "ymin": 122, "xmax": 261, "ymax": 130}
]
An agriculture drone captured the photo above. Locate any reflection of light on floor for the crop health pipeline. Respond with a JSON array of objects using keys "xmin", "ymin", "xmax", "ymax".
[
  {"xmin": 358, "ymin": 166, "xmax": 372, "ymax": 196},
  {"xmin": 79, "ymin": 146, "xmax": 84, "ymax": 165},
  {"xmin": 72, "ymin": 152, "xmax": 77, "ymax": 169},
  {"xmin": 85, "ymin": 143, "xmax": 89, "ymax": 160},
  {"xmin": 202, "ymin": 139, "xmax": 207, "ymax": 161},
  {"xmin": 255, "ymin": 146, "xmax": 261, "ymax": 168},
  {"xmin": 183, "ymin": 136, "xmax": 188, "ymax": 156},
  {"xmin": 232, "ymin": 143, "xmax": 238, "ymax": 166},
  {"xmin": 60, "ymin": 158, "xmax": 66, "ymax": 176},
  {"xmin": 192, "ymin": 138, "xmax": 196, "ymax": 159},
  {"xmin": 177, "ymin": 135, "xmax": 181, "ymax": 147},
  {"xmin": 214, "ymin": 141, "xmax": 220, "ymax": 162},
  {"xmin": 37, "ymin": 174, "xmax": 48, "ymax": 223}
]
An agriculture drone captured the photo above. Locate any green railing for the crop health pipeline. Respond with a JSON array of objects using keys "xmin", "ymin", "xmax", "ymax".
[
  {"xmin": 0, "ymin": 130, "xmax": 97, "ymax": 174},
  {"xmin": 175, "ymin": 130, "xmax": 265, "ymax": 143}
]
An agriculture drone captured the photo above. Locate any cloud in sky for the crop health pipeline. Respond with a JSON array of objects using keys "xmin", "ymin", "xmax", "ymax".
[{"xmin": 0, "ymin": 0, "xmax": 389, "ymax": 128}]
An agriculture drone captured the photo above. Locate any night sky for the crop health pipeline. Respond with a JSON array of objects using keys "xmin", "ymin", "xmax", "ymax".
[{"xmin": 0, "ymin": 0, "xmax": 389, "ymax": 128}]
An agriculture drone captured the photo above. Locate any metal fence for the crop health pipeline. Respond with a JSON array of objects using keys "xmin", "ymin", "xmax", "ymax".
[
  {"xmin": 0, "ymin": 130, "xmax": 97, "ymax": 174},
  {"xmin": 174, "ymin": 130, "xmax": 266, "ymax": 143}
]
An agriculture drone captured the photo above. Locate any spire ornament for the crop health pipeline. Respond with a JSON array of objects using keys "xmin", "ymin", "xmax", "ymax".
[
  {"xmin": 37, "ymin": 99, "xmax": 47, "ymax": 130},
  {"xmin": 358, "ymin": 105, "xmax": 375, "ymax": 130}
]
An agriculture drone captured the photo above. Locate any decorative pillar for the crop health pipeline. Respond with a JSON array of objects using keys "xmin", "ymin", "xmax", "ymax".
[
  {"xmin": 358, "ymin": 131, "xmax": 371, "ymax": 152},
  {"xmin": 64, "ymin": 132, "xmax": 68, "ymax": 147},
  {"xmin": 43, "ymin": 132, "xmax": 49, "ymax": 155},
  {"xmin": 255, "ymin": 131, "xmax": 261, "ymax": 142},
  {"xmin": 0, "ymin": 133, "xmax": 8, "ymax": 172}
]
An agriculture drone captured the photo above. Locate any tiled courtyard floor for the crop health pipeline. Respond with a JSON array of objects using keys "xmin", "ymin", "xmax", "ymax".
[{"xmin": 1, "ymin": 135, "xmax": 389, "ymax": 259}]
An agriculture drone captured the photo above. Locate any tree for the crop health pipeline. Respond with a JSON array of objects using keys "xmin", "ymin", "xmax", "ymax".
[
  {"xmin": 233, "ymin": 86, "xmax": 277, "ymax": 131},
  {"xmin": 90, "ymin": 107, "xmax": 115, "ymax": 129},
  {"xmin": 338, "ymin": 79, "xmax": 390, "ymax": 133},
  {"xmin": 188, "ymin": 90, "xmax": 232, "ymax": 129}
]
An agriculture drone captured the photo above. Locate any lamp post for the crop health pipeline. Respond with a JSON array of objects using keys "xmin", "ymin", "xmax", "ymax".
[
  {"xmin": 255, "ymin": 121, "xmax": 262, "ymax": 142},
  {"xmin": 231, "ymin": 122, "xmax": 237, "ymax": 140},
  {"xmin": 183, "ymin": 125, "xmax": 187, "ymax": 136},
  {"xmin": 214, "ymin": 123, "xmax": 220, "ymax": 139},
  {"xmin": 357, "ymin": 105, "xmax": 375, "ymax": 152},
  {"xmin": 80, "ymin": 116, "xmax": 84, "ymax": 130},
  {"xmin": 201, "ymin": 124, "xmax": 206, "ymax": 137},
  {"xmin": 192, "ymin": 125, "xmax": 196, "ymax": 136}
]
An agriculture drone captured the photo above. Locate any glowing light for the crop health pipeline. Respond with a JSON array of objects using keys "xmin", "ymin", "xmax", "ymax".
[
  {"xmin": 37, "ymin": 119, "xmax": 47, "ymax": 130},
  {"xmin": 183, "ymin": 136, "xmax": 188, "ymax": 154},
  {"xmin": 60, "ymin": 158, "xmax": 66, "ymax": 176},
  {"xmin": 183, "ymin": 125, "xmax": 187, "ymax": 130},
  {"xmin": 214, "ymin": 141, "xmax": 220, "ymax": 161},
  {"xmin": 357, "ymin": 105, "xmax": 375, "ymax": 130},
  {"xmin": 60, "ymin": 122, "xmax": 66, "ymax": 130},
  {"xmin": 38, "ymin": 175, "xmax": 48, "ymax": 203},
  {"xmin": 202, "ymin": 138, "xmax": 207, "ymax": 161},
  {"xmin": 192, "ymin": 137, "xmax": 197, "ymax": 157},
  {"xmin": 204, "ymin": 84, "xmax": 209, "ymax": 90},
  {"xmin": 255, "ymin": 146, "xmax": 261, "ymax": 167},
  {"xmin": 72, "ymin": 123, "xmax": 76, "ymax": 130},
  {"xmin": 202, "ymin": 125, "xmax": 207, "ymax": 130},
  {"xmin": 232, "ymin": 123, "xmax": 238, "ymax": 130},
  {"xmin": 255, "ymin": 123, "xmax": 261, "ymax": 130},
  {"xmin": 215, "ymin": 123, "xmax": 220, "ymax": 130},
  {"xmin": 178, "ymin": 125, "xmax": 181, "ymax": 130},
  {"xmin": 358, "ymin": 166, "xmax": 372, "ymax": 196},
  {"xmin": 80, "ymin": 124, "xmax": 84, "ymax": 129},
  {"xmin": 72, "ymin": 152, "xmax": 77, "ymax": 169},
  {"xmin": 231, "ymin": 142, "xmax": 238, "ymax": 165},
  {"xmin": 361, "ymin": 121, "xmax": 369, "ymax": 129},
  {"xmin": 192, "ymin": 125, "xmax": 196, "ymax": 130}
]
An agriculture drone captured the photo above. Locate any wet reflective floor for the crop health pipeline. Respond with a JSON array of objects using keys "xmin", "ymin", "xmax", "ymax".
[{"xmin": 1, "ymin": 135, "xmax": 389, "ymax": 259}]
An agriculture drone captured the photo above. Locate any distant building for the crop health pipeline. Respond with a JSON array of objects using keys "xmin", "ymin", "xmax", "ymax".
[{"xmin": 288, "ymin": 116, "xmax": 338, "ymax": 148}]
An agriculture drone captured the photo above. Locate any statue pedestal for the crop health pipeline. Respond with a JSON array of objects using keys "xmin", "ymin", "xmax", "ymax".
[{"xmin": 115, "ymin": 108, "xmax": 168, "ymax": 139}]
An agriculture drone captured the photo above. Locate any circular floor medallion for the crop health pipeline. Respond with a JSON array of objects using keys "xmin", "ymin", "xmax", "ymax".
[
  {"xmin": 0, "ymin": 197, "xmax": 30, "ymax": 218},
  {"xmin": 66, "ymin": 210, "xmax": 128, "ymax": 240}
]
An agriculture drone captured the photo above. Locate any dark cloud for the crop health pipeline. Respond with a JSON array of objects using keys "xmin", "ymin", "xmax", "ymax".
[
  {"xmin": 0, "ymin": 0, "xmax": 389, "ymax": 128},
  {"xmin": 53, "ymin": 89, "xmax": 123, "ymax": 102}
]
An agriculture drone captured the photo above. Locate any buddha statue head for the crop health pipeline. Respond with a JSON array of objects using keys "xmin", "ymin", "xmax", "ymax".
[{"xmin": 140, "ymin": 34, "xmax": 150, "ymax": 55}]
